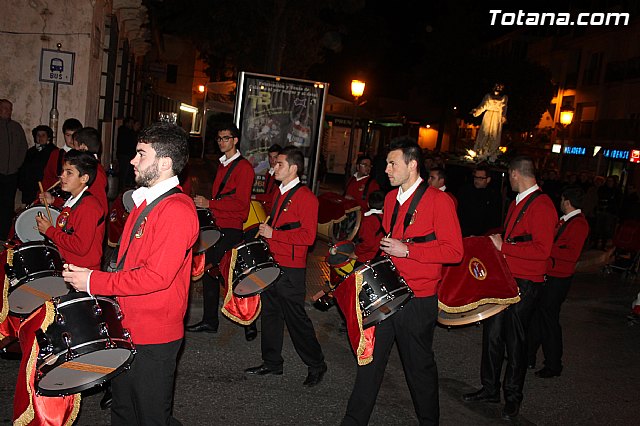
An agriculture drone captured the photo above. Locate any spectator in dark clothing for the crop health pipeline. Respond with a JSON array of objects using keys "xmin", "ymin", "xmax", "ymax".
[
  {"xmin": 457, "ymin": 164, "xmax": 502, "ymax": 236},
  {"xmin": 18, "ymin": 125, "xmax": 57, "ymax": 204},
  {"xmin": 621, "ymin": 184, "xmax": 640, "ymax": 222},
  {"xmin": 578, "ymin": 171, "xmax": 592, "ymax": 193},
  {"xmin": 594, "ymin": 175, "xmax": 622, "ymax": 249},
  {"xmin": 116, "ymin": 117, "xmax": 137, "ymax": 189},
  {"xmin": 542, "ymin": 169, "xmax": 563, "ymax": 214}
]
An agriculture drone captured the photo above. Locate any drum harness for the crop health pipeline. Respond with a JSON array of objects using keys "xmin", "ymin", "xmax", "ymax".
[
  {"xmin": 503, "ymin": 191, "xmax": 542, "ymax": 244},
  {"xmin": 267, "ymin": 182, "xmax": 304, "ymax": 259},
  {"xmin": 107, "ymin": 187, "xmax": 182, "ymax": 272},
  {"xmin": 214, "ymin": 157, "xmax": 242, "ymax": 200},
  {"xmin": 548, "ymin": 214, "xmax": 580, "ymax": 269}
]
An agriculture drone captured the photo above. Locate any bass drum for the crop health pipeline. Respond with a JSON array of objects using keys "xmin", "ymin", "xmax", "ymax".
[
  {"xmin": 193, "ymin": 208, "xmax": 222, "ymax": 254},
  {"xmin": 35, "ymin": 292, "xmax": 135, "ymax": 396},
  {"xmin": 437, "ymin": 304, "xmax": 509, "ymax": 326},
  {"xmin": 231, "ymin": 240, "xmax": 282, "ymax": 297},
  {"xmin": 242, "ymin": 201, "xmax": 267, "ymax": 242},
  {"xmin": 14, "ymin": 205, "xmax": 61, "ymax": 243}
]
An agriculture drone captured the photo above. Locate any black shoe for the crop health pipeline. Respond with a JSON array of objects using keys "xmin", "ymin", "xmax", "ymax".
[
  {"xmin": 244, "ymin": 364, "xmax": 283, "ymax": 376},
  {"xmin": 462, "ymin": 388, "xmax": 500, "ymax": 403},
  {"xmin": 245, "ymin": 324, "xmax": 258, "ymax": 341},
  {"xmin": 303, "ymin": 364, "xmax": 327, "ymax": 387},
  {"xmin": 100, "ymin": 387, "xmax": 112, "ymax": 410},
  {"xmin": 501, "ymin": 401, "xmax": 520, "ymax": 420},
  {"xmin": 535, "ymin": 367, "xmax": 562, "ymax": 378},
  {"xmin": 186, "ymin": 321, "xmax": 218, "ymax": 333}
]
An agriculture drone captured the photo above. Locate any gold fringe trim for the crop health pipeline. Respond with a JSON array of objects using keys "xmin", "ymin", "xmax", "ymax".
[
  {"xmin": 64, "ymin": 393, "xmax": 81, "ymax": 426},
  {"xmin": 221, "ymin": 250, "xmax": 261, "ymax": 325},
  {"xmin": 438, "ymin": 295, "xmax": 521, "ymax": 313},
  {"xmin": 1, "ymin": 247, "xmax": 13, "ymax": 336},
  {"xmin": 354, "ymin": 272, "xmax": 372, "ymax": 366}
]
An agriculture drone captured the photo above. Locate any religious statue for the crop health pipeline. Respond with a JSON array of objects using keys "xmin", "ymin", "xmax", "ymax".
[{"xmin": 471, "ymin": 83, "xmax": 508, "ymax": 160}]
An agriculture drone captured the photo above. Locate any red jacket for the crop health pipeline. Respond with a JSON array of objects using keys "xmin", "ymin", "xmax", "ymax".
[
  {"xmin": 42, "ymin": 148, "xmax": 64, "ymax": 191},
  {"xmin": 45, "ymin": 192, "xmax": 105, "ymax": 270},
  {"xmin": 501, "ymin": 191, "xmax": 557, "ymax": 282},
  {"xmin": 345, "ymin": 175, "xmax": 380, "ymax": 211},
  {"xmin": 252, "ymin": 171, "xmax": 279, "ymax": 213},
  {"xmin": 90, "ymin": 191, "xmax": 199, "ymax": 345},
  {"xmin": 383, "ymin": 185, "xmax": 463, "ymax": 297},
  {"xmin": 547, "ymin": 213, "xmax": 589, "ymax": 277},
  {"xmin": 355, "ymin": 212, "xmax": 384, "ymax": 263},
  {"xmin": 208, "ymin": 158, "xmax": 254, "ymax": 230},
  {"xmin": 267, "ymin": 184, "xmax": 318, "ymax": 268}
]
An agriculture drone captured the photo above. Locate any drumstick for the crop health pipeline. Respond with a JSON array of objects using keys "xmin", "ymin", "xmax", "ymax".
[
  {"xmin": 38, "ymin": 181, "xmax": 54, "ymax": 223},
  {"xmin": 255, "ymin": 215, "xmax": 271, "ymax": 238},
  {"xmin": 45, "ymin": 179, "xmax": 60, "ymax": 192}
]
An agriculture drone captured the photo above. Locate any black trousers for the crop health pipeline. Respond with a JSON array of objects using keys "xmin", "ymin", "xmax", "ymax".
[
  {"xmin": 201, "ymin": 228, "xmax": 243, "ymax": 327},
  {"xmin": 342, "ymin": 296, "xmax": 439, "ymax": 426},
  {"xmin": 480, "ymin": 278, "xmax": 540, "ymax": 403},
  {"xmin": 0, "ymin": 173, "xmax": 18, "ymax": 240},
  {"xmin": 527, "ymin": 275, "xmax": 572, "ymax": 372},
  {"xmin": 260, "ymin": 266, "xmax": 325, "ymax": 372},
  {"xmin": 111, "ymin": 339, "xmax": 183, "ymax": 426}
]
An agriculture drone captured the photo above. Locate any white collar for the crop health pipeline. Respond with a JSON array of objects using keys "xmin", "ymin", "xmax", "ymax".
[
  {"xmin": 63, "ymin": 186, "xmax": 89, "ymax": 208},
  {"xmin": 219, "ymin": 150, "xmax": 241, "ymax": 167},
  {"xmin": 354, "ymin": 173, "xmax": 368, "ymax": 181},
  {"xmin": 364, "ymin": 208, "xmax": 383, "ymax": 217},
  {"xmin": 132, "ymin": 175, "xmax": 180, "ymax": 207},
  {"xmin": 516, "ymin": 184, "xmax": 539, "ymax": 205},
  {"xmin": 62, "ymin": 144, "xmax": 72, "ymax": 152},
  {"xmin": 279, "ymin": 177, "xmax": 300, "ymax": 194},
  {"xmin": 560, "ymin": 209, "xmax": 582, "ymax": 222},
  {"xmin": 268, "ymin": 168, "xmax": 275, "ymax": 176},
  {"xmin": 438, "ymin": 185, "xmax": 446, "ymax": 192},
  {"xmin": 396, "ymin": 177, "xmax": 423, "ymax": 206}
]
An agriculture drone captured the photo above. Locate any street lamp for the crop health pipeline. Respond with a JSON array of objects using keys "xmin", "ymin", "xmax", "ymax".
[
  {"xmin": 558, "ymin": 106, "xmax": 574, "ymax": 172},
  {"xmin": 345, "ymin": 79, "xmax": 366, "ymax": 183}
]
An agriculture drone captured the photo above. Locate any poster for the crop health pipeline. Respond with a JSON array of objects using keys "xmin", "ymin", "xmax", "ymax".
[{"xmin": 234, "ymin": 72, "xmax": 328, "ymax": 189}]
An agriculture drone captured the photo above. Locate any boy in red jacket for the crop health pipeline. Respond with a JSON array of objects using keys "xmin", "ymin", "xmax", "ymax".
[
  {"xmin": 63, "ymin": 123, "xmax": 199, "ymax": 426},
  {"xmin": 246, "ymin": 146, "xmax": 328, "ymax": 386},
  {"xmin": 354, "ymin": 190, "xmax": 385, "ymax": 263},
  {"xmin": 528, "ymin": 186, "xmax": 589, "ymax": 378}
]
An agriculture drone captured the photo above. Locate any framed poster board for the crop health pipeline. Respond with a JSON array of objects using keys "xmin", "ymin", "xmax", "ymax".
[{"xmin": 234, "ymin": 72, "xmax": 329, "ymax": 190}]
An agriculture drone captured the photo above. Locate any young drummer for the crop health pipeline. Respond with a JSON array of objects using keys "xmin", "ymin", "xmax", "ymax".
[{"xmin": 36, "ymin": 150, "xmax": 104, "ymax": 270}]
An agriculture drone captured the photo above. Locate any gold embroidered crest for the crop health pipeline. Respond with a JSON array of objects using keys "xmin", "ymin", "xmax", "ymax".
[
  {"xmin": 468, "ymin": 257, "xmax": 488, "ymax": 281},
  {"xmin": 409, "ymin": 210, "xmax": 417, "ymax": 226},
  {"xmin": 57, "ymin": 211, "xmax": 70, "ymax": 228},
  {"xmin": 135, "ymin": 217, "xmax": 147, "ymax": 238}
]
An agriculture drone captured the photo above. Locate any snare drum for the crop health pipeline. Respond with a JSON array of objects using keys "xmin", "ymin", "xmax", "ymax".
[
  {"xmin": 35, "ymin": 292, "xmax": 135, "ymax": 396},
  {"xmin": 193, "ymin": 208, "xmax": 222, "ymax": 253},
  {"xmin": 5, "ymin": 241, "xmax": 69, "ymax": 316},
  {"xmin": 231, "ymin": 240, "xmax": 282, "ymax": 297},
  {"xmin": 14, "ymin": 205, "xmax": 61, "ymax": 243},
  {"xmin": 351, "ymin": 257, "xmax": 413, "ymax": 328}
]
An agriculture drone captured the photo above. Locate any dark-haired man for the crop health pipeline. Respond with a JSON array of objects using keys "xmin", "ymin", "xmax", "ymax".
[
  {"xmin": 18, "ymin": 125, "xmax": 57, "ymax": 204},
  {"xmin": 463, "ymin": 156, "xmax": 557, "ymax": 421},
  {"xmin": 345, "ymin": 155, "xmax": 380, "ymax": 211},
  {"xmin": 342, "ymin": 137, "xmax": 463, "ymax": 425},
  {"xmin": 246, "ymin": 146, "xmax": 328, "ymax": 386},
  {"xmin": 457, "ymin": 165, "xmax": 502, "ymax": 236},
  {"xmin": 188, "ymin": 123, "xmax": 256, "ymax": 340},
  {"xmin": 252, "ymin": 143, "xmax": 282, "ymax": 212},
  {"xmin": 63, "ymin": 122, "xmax": 199, "ymax": 425},
  {"xmin": 42, "ymin": 118, "xmax": 82, "ymax": 190},
  {"xmin": 528, "ymin": 186, "xmax": 589, "ymax": 378},
  {"xmin": 428, "ymin": 166, "xmax": 458, "ymax": 209}
]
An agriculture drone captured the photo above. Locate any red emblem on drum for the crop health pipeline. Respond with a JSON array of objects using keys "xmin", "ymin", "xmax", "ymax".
[
  {"xmin": 134, "ymin": 217, "xmax": 147, "ymax": 238},
  {"xmin": 468, "ymin": 257, "xmax": 487, "ymax": 281},
  {"xmin": 57, "ymin": 211, "xmax": 69, "ymax": 228},
  {"xmin": 110, "ymin": 209, "xmax": 117, "ymax": 222}
]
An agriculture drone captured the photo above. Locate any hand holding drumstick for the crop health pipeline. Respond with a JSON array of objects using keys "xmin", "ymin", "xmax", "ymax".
[{"xmin": 257, "ymin": 216, "xmax": 271, "ymax": 239}]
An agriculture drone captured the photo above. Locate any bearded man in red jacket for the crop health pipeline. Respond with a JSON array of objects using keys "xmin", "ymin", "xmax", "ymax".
[{"xmin": 245, "ymin": 146, "xmax": 328, "ymax": 387}]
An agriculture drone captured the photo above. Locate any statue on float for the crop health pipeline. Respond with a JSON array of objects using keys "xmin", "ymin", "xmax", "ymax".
[{"xmin": 471, "ymin": 83, "xmax": 508, "ymax": 161}]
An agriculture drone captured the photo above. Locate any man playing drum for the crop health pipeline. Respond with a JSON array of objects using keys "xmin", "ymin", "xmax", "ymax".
[
  {"xmin": 246, "ymin": 146, "xmax": 328, "ymax": 386},
  {"xmin": 342, "ymin": 137, "xmax": 463, "ymax": 426},
  {"xmin": 63, "ymin": 122, "xmax": 199, "ymax": 425},
  {"xmin": 463, "ymin": 156, "xmax": 557, "ymax": 421},
  {"xmin": 188, "ymin": 123, "xmax": 257, "ymax": 341}
]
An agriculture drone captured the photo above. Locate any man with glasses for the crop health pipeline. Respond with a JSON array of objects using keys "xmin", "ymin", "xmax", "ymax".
[
  {"xmin": 457, "ymin": 164, "xmax": 502, "ymax": 237},
  {"xmin": 344, "ymin": 155, "xmax": 379, "ymax": 211},
  {"xmin": 188, "ymin": 123, "xmax": 257, "ymax": 341}
]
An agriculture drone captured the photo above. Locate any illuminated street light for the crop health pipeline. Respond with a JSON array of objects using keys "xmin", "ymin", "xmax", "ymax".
[
  {"xmin": 560, "ymin": 108, "xmax": 574, "ymax": 126},
  {"xmin": 345, "ymin": 79, "xmax": 366, "ymax": 183},
  {"xmin": 351, "ymin": 80, "xmax": 365, "ymax": 98},
  {"xmin": 197, "ymin": 84, "xmax": 206, "ymax": 93}
]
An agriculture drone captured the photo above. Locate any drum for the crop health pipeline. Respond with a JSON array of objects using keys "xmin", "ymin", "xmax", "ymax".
[
  {"xmin": 317, "ymin": 192, "xmax": 362, "ymax": 242},
  {"xmin": 351, "ymin": 257, "xmax": 413, "ymax": 328},
  {"xmin": 35, "ymin": 292, "xmax": 135, "ymax": 396},
  {"xmin": 437, "ymin": 236, "xmax": 520, "ymax": 326},
  {"xmin": 437, "ymin": 304, "xmax": 509, "ymax": 326},
  {"xmin": 193, "ymin": 208, "xmax": 222, "ymax": 254},
  {"xmin": 5, "ymin": 241, "xmax": 69, "ymax": 316},
  {"xmin": 243, "ymin": 201, "xmax": 267, "ymax": 234},
  {"xmin": 231, "ymin": 240, "xmax": 282, "ymax": 297},
  {"xmin": 14, "ymin": 205, "xmax": 61, "ymax": 243}
]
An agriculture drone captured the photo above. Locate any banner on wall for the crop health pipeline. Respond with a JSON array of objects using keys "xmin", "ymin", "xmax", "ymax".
[{"xmin": 234, "ymin": 72, "xmax": 329, "ymax": 190}]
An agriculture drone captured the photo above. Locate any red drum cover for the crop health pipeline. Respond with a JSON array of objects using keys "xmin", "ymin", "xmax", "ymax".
[
  {"xmin": 219, "ymin": 249, "xmax": 261, "ymax": 325},
  {"xmin": 439, "ymin": 236, "xmax": 520, "ymax": 313},
  {"xmin": 317, "ymin": 192, "xmax": 359, "ymax": 224}
]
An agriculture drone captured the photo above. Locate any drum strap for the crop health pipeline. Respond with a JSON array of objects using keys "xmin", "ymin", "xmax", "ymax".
[
  {"xmin": 373, "ymin": 214, "xmax": 384, "ymax": 236},
  {"xmin": 554, "ymin": 215, "xmax": 578, "ymax": 243},
  {"xmin": 389, "ymin": 180, "xmax": 429, "ymax": 238},
  {"xmin": 214, "ymin": 157, "xmax": 242, "ymax": 200},
  {"xmin": 274, "ymin": 222, "xmax": 300, "ymax": 231},
  {"xmin": 109, "ymin": 187, "xmax": 181, "ymax": 272},
  {"xmin": 504, "ymin": 191, "xmax": 541, "ymax": 243},
  {"xmin": 268, "ymin": 182, "xmax": 303, "ymax": 228}
]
